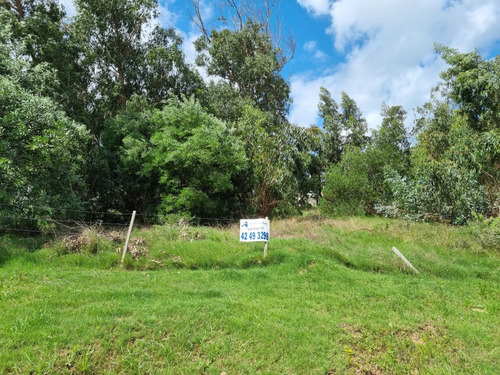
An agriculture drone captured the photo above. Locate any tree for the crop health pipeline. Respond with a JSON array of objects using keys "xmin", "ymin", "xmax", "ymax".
[
  {"xmin": 384, "ymin": 46, "xmax": 500, "ymax": 223},
  {"xmin": 318, "ymin": 86, "xmax": 342, "ymax": 166},
  {"xmin": 436, "ymin": 44, "xmax": 500, "ymax": 132},
  {"xmin": 317, "ymin": 87, "xmax": 369, "ymax": 166},
  {"xmin": 199, "ymin": 81, "xmax": 251, "ymax": 124},
  {"xmin": 73, "ymin": 0, "xmax": 157, "ymax": 115},
  {"xmin": 233, "ymin": 105, "xmax": 298, "ymax": 217},
  {"xmin": 190, "ymin": 0, "xmax": 295, "ymax": 68},
  {"xmin": 146, "ymin": 97, "xmax": 247, "ymax": 218},
  {"xmin": 0, "ymin": 10, "xmax": 89, "ymax": 228},
  {"xmin": 388, "ymin": 113, "xmax": 490, "ymax": 224},
  {"xmin": 73, "ymin": 0, "xmax": 202, "ymax": 128},
  {"xmin": 100, "ymin": 95, "xmax": 160, "ymax": 214},
  {"xmin": 189, "ymin": 0, "xmax": 301, "ymax": 216},
  {"xmin": 290, "ymin": 125, "xmax": 323, "ymax": 207},
  {"xmin": 321, "ymin": 147, "xmax": 372, "ymax": 217},
  {"xmin": 0, "ymin": 70, "xmax": 89, "ymax": 229},
  {"xmin": 70, "ymin": 0, "xmax": 203, "ymax": 213},
  {"xmin": 321, "ymin": 101, "xmax": 411, "ymax": 217},
  {"xmin": 372, "ymin": 103, "xmax": 410, "ymax": 173},
  {"xmin": 340, "ymin": 91, "xmax": 368, "ymax": 149},
  {"xmin": 1, "ymin": 0, "xmax": 91, "ymax": 123},
  {"xmin": 194, "ymin": 21, "xmax": 291, "ymax": 121},
  {"xmin": 190, "ymin": 0, "xmax": 294, "ymax": 122},
  {"xmin": 385, "ymin": 87, "xmax": 494, "ymax": 224},
  {"xmin": 142, "ymin": 27, "xmax": 203, "ymax": 106}
]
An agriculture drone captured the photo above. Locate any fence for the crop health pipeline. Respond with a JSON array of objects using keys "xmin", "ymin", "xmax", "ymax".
[{"xmin": 0, "ymin": 203, "xmax": 240, "ymax": 236}]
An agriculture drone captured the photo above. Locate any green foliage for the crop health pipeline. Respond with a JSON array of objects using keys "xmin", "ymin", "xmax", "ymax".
[
  {"xmin": 235, "ymin": 105, "xmax": 299, "ymax": 217},
  {"xmin": 195, "ymin": 21, "xmax": 291, "ymax": 120},
  {"xmin": 318, "ymin": 86, "xmax": 342, "ymax": 165},
  {"xmin": 73, "ymin": 0, "xmax": 202, "ymax": 128},
  {"xmin": 0, "ymin": 73, "xmax": 89, "ymax": 228},
  {"xmin": 3, "ymin": 0, "xmax": 499, "ymax": 229},
  {"xmin": 372, "ymin": 103, "xmax": 410, "ymax": 170},
  {"xmin": 147, "ymin": 97, "xmax": 247, "ymax": 218},
  {"xmin": 381, "ymin": 46, "xmax": 500, "ymax": 224},
  {"xmin": 291, "ymin": 125, "xmax": 323, "ymax": 207},
  {"xmin": 340, "ymin": 92, "xmax": 369, "ymax": 149},
  {"xmin": 388, "ymin": 114, "xmax": 489, "ymax": 224},
  {"xmin": 1, "ymin": 7, "xmax": 88, "ymax": 227},
  {"xmin": 436, "ymin": 44, "xmax": 500, "ymax": 132},
  {"xmin": 199, "ymin": 81, "xmax": 251, "ymax": 124},
  {"xmin": 317, "ymin": 87, "xmax": 369, "ymax": 168},
  {"xmin": 1, "ymin": 1, "xmax": 91, "ymax": 123},
  {"xmin": 321, "ymin": 102, "xmax": 411, "ymax": 217},
  {"xmin": 100, "ymin": 95, "xmax": 159, "ymax": 214},
  {"xmin": 321, "ymin": 147, "xmax": 372, "ymax": 216}
]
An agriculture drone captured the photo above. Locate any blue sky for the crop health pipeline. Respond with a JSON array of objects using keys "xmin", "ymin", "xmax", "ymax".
[{"xmin": 61, "ymin": 0, "xmax": 500, "ymax": 130}]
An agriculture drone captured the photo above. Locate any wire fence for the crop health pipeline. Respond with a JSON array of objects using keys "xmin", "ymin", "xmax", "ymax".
[{"xmin": 0, "ymin": 203, "xmax": 242, "ymax": 236}]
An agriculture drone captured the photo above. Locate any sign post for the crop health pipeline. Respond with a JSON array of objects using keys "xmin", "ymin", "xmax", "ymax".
[{"xmin": 240, "ymin": 217, "xmax": 270, "ymax": 257}]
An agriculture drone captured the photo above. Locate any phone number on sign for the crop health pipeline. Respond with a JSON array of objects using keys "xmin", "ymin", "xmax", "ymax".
[{"xmin": 241, "ymin": 231, "xmax": 269, "ymax": 241}]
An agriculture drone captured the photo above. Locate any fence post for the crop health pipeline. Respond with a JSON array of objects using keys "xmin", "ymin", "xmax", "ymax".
[
  {"xmin": 263, "ymin": 217, "xmax": 269, "ymax": 258},
  {"xmin": 392, "ymin": 246, "xmax": 419, "ymax": 274},
  {"xmin": 121, "ymin": 211, "xmax": 136, "ymax": 265}
]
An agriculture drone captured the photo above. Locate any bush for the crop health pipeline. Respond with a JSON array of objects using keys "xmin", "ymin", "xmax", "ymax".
[
  {"xmin": 469, "ymin": 217, "xmax": 500, "ymax": 250},
  {"xmin": 321, "ymin": 147, "xmax": 372, "ymax": 216}
]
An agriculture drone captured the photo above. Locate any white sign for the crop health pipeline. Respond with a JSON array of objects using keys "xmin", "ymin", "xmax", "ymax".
[{"xmin": 240, "ymin": 218, "xmax": 270, "ymax": 242}]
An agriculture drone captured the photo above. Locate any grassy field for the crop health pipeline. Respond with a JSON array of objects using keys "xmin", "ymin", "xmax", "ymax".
[{"xmin": 1, "ymin": 215, "xmax": 499, "ymax": 374}]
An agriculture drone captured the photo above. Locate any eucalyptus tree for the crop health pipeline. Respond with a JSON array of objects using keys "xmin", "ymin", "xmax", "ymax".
[
  {"xmin": 317, "ymin": 87, "xmax": 369, "ymax": 166},
  {"xmin": 191, "ymin": 0, "xmax": 294, "ymax": 122},
  {"xmin": 318, "ymin": 86, "xmax": 342, "ymax": 166},
  {"xmin": 189, "ymin": 0, "xmax": 302, "ymax": 217},
  {"xmin": 70, "ymin": 0, "xmax": 203, "ymax": 213},
  {"xmin": 1, "ymin": 0, "xmax": 90, "ymax": 122},
  {"xmin": 340, "ymin": 92, "xmax": 369, "ymax": 149},
  {"xmin": 0, "ymin": 9, "xmax": 89, "ymax": 228},
  {"xmin": 385, "ymin": 46, "xmax": 499, "ymax": 223},
  {"xmin": 194, "ymin": 21, "xmax": 291, "ymax": 121},
  {"xmin": 372, "ymin": 104, "xmax": 410, "ymax": 171},
  {"xmin": 73, "ymin": 0, "xmax": 202, "ymax": 129},
  {"xmin": 436, "ymin": 44, "xmax": 500, "ymax": 132}
]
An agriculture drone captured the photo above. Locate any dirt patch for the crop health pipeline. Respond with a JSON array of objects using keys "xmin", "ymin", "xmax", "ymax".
[
  {"xmin": 341, "ymin": 324, "xmax": 364, "ymax": 339},
  {"xmin": 339, "ymin": 323, "xmax": 444, "ymax": 374}
]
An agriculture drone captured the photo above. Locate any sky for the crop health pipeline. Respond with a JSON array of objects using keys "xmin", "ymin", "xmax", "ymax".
[{"xmin": 60, "ymin": 0, "xmax": 500, "ymax": 130}]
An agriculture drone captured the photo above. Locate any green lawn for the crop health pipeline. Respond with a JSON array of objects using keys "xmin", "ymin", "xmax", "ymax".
[{"xmin": 1, "ymin": 216, "xmax": 499, "ymax": 374}]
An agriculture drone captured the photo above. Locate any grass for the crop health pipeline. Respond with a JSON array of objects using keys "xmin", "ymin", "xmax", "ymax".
[{"xmin": 1, "ymin": 215, "xmax": 499, "ymax": 374}]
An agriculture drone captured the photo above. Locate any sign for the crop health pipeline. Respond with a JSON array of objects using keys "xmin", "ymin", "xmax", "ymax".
[{"xmin": 240, "ymin": 218, "xmax": 270, "ymax": 242}]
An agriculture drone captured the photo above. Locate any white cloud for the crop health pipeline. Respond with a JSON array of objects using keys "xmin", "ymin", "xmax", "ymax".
[
  {"xmin": 289, "ymin": 73, "xmax": 324, "ymax": 127},
  {"xmin": 297, "ymin": 0, "xmax": 331, "ymax": 17},
  {"xmin": 303, "ymin": 41, "xmax": 328, "ymax": 62},
  {"xmin": 303, "ymin": 41, "xmax": 317, "ymax": 53},
  {"xmin": 158, "ymin": 0, "xmax": 179, "ymax": 28},
  {"xmin": 290, "ymin": 0, "xmax": 500, "ymax": 128}
]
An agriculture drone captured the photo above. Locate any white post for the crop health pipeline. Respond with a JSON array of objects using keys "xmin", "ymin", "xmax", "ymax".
[
  {"xmin": 121, "ymin": 210, "xmax": 136, "ymax": 265},
  {"xmin": 263, "ymin": 217, "xmax": 268, "ymax": 258},
  {"xmin": 392, "ymin": 247, "xmax": 419, "ymax": 274}
]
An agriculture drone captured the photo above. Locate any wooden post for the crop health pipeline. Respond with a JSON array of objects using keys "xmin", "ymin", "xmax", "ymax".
[
  {"xmin": 121, "ymin": 210, "xmax": 136, "ymax": 265},
  {"xmin": 263, "ymin": 217, "xmax": 268, "ymax": 258},
  {"xmin": 392, "ymin": 247, "xmax": 419, "ymax": 274}
]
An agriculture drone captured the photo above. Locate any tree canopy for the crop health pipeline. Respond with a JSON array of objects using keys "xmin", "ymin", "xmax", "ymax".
[{"xmin": 1, "ymin": 1, "xmax": 498, "ymax": 230}]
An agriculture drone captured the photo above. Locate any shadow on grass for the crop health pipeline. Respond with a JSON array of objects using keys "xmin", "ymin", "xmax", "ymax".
[{"xmin": 0, "ymin": 234, "xmax": 47, "ymax": 267}]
